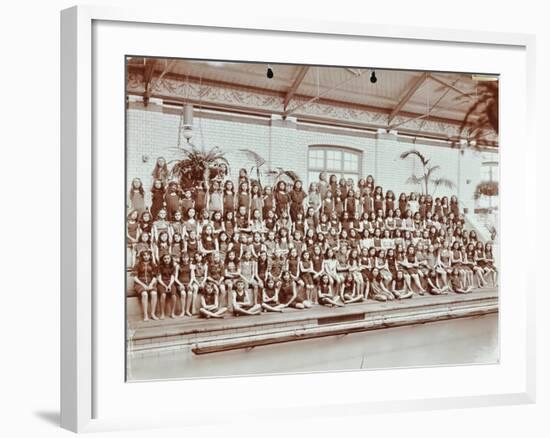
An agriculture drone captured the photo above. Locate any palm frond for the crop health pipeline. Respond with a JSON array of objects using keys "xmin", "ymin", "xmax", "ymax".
[
  {"xmin": 425, "ymin": 165, "xmax": 441, "ymax": 179},
  {"xmin": 283, "ymin": 170, "xmax": 300, "ymax": 182},
  {"xmin": 399, "ymin": 149, "xmax": 429, "ymax": 167},
  {"xmin": 431, "ymin": 178, "xmax": 455, "ymax": 189},
  {"xmin": 239, "ymin": 149, "xmax": 266, "ymax": 168},
  {"xmin": 406, "ymin": 175, "xmax": 424, "ymax": 185}
]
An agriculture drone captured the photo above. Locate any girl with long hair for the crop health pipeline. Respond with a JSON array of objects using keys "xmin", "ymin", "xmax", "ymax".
[{"xmin": 129, "ymin": 177, "xmax": 145, "ymax": 214}]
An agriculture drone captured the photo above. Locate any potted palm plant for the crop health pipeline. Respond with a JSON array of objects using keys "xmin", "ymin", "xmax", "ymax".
[
  {"xmin": 170, "ymin": 145, "xmax": 229, "ymax": 188},
  {"xmin": 399, "ymin": 149, "xmax": 455, "ymax": 195}
]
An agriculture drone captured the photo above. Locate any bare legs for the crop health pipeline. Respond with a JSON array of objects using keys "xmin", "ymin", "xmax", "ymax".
[{"xmin": 140, "ymin": 290, "xmax": 158, "ymax": 321}]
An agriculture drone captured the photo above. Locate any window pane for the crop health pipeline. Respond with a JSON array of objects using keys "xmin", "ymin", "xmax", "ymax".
[
  {"xmin": 326, "ymin": 150, "xmax": 342, "ymax": 170},
  {"xmin": 308, "ymin": 149, "xmax": 324, "ymax": 169},
  {"xmin": 343, "ymin": 152, "xmax": 359, "ymax": 171}
]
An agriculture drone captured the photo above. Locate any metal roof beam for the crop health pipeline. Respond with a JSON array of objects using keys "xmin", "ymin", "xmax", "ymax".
[
  {"xmin": 283, "ymin": 66, "xmax": 309, "ymax": 111},
  {"xmin": 428, "ymin": 74, "xmax": 471, "ymax": 99},
  {"xmin": 388, "ymin": 72, "xmax": 428, "ymax": 124}
]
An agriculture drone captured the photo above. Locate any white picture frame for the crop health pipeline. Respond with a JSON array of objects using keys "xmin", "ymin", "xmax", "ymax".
[{"xmin": 60, "ymin": 5, "xmax": 537, "ymax": 433}]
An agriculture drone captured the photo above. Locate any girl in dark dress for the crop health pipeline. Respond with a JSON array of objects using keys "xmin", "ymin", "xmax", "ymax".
[
  {"xmin": 164, "ymin": 181, "xmax": 181, "ymax": 221},
  {"xmin": 328, "ymin": 174, "xmax": 338, "ymax": 198},
  {"xmin": 170, "ymin": 232, "xmax": 184, "ymax": 260},
  {"xmin": 194, "ymin": 182, "xmax": 208, "ymax": 214},
  {"xmin": 450, "ymin": 195, "xmax": 460, "ymax": 217},
  {"xmin": 157, "ymin": 254, "xmax": 177, "ymax": 319},
  {"xmin": 199, "ymin": 282, "xmax": 227, "ymax": 318},
  {"xmin": 299, "ymin": 250, "xmax": 316, "ymax": 303},
  {"xmin": 385, "ymin": 190, "xmax": 395, "ymax": 214},
  {"xmin": 133, "ymin": 250, "xmax": 158, "ymax": 321},
  {"xmin": 133, "ymin": 232, "xmax": 152, "ymax": 267},
  {"xmin": 223, "ymin": 211, "xmax": 235, "ymax": 239},
  {"xmin": 232, "ymin": 279, "xmax": 262, "ymax": 315},
  {"xmin": 127, "ymin": 210, "xmax": 140, "ymax": 259},
  {"xmin": 274, "ymin": 180, "xmax": 290, "ymax": 217},
  {"xmin": 262, "ymin": 186, "xmax": 274, "ymax": 218},
  {"xmin": 190, "ymin": 253, "xmax": 208, "ymax": 315},
  {"xmin": 180, "ymin": 189, "xmax": 195, "ymax": 219},
  {"xmin": 237, "ymin": 181, "xmax": 251, "ymax": 220},
  {"xmin": 261, "ymin": 277, "xmax": 284, "ymax": 312},
  {"xmin": 150, "ymin": 179, "xmax": 165, "ymax": 220},
  {"xmin": 317, "ymin": 274, "xmax": 344, "ymax": 307},
  {"xmin": 206, "ymin": 252, "xmax": 227, "ymax": 308},
  {"xmin": 279, "ymin": 270, "xmax": 311, "ymax": 309},
  {"xmin": 392, "ymin": 270, "xmax": 412, "ymax": 299},
  {"xmin": 322, "ymin": 191, "xmax": 335, "ymax": 217},
  {"xmin": 139, "ymin": 210, "xmax": 153, "ymax": 238},
  {"xmin": 250, "ymin": 184, "xmax": 264, "ymax": 219},
  {"xmin": 223, "ymin": 180, "xmax": 236, "ymax": 215},
  {"xmin": 175, "ymin": 252, "xmax": 194, "ymax": 316},
  {"xmin": 400, "ymin": 245, "xmax": 426, "ymax": 294},
  {"xmin": 151, "ymin": 157, "xmax": 169, "ymax": 186},
  {"xmin": 154, "ymin": 231, "xmax": 171, "ymax": 265},
  {"xmin": 289, "ymin": 180, "xmax": 307, "ymax": 221}
]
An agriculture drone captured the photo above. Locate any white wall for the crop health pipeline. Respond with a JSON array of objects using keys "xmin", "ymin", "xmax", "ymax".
[{"xmin": 127, "ymin": 104, "xmax": 498, "ymax": 213}]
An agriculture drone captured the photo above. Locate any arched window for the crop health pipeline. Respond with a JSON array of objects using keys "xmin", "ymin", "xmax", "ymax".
[{"xmin": 308, "ymin": 145, "xmax": 362, "ymax": 186}]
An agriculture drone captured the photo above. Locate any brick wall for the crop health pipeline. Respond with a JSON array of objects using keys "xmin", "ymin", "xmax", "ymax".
[{"xmin": 126, "ymin": 103, "xmax": 498, "ymax": 211}]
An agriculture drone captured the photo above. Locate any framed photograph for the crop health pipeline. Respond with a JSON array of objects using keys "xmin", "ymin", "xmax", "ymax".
[{"xmin": 61, "ymin": 5, "xmax": 536, "ymax": 432}]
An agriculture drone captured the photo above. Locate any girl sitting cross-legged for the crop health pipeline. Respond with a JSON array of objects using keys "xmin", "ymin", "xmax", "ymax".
[
  {"xmin": 232, "ymin": 279, "xmax": 262, "ymax": 316},
  {"xmin": 199, "ymin": 282, "xmax": 227, "ymax": 319},
  {"xmin": 261, "ymin": 277, "xmax": 286, "ymax": 313}
]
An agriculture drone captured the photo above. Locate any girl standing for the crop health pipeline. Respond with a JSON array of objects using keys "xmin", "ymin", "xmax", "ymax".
[
  {"xmin": 175, "ymin": 252, "xmax": 194, "ymax": 316},
  {"xmin": 151, "ymin": 157, "xmax": 168, "ymax": 186},
  {"xmin": 289, "ymin": 180, "xmax": 307, "ymax": 221},
  {"xmin": 132, "ymin": 250, "xmax": 158, "ymax": 321},
  {"xmin": 274, "ymin": 180, "xmax": 290, "ymax": 217},
  {"xmin": 223, "ymin": 180, "xmax": 236, "ymax": 215},
  {"xmin": 157, "ymin": 254, "xmax": 177, "ymax": 319},
  {"xmin": 299, "ymin": 250, "xmax": 316, "ymax": 303},
  {"xmin": 129, "ymin": 178, "xmax": 146, "ymax": 214},
  {"xmin": 150, "ymin": 179, "xmax": 165, "ymax": 220},
  {"xmin": 208, "ymin": 180, "xmax": 224, "ymax": 214}
]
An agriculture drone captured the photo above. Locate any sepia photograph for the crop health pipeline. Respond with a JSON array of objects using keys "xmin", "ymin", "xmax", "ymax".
[{"xmin": 125, "ymin": 58, "xmax": 499, "ymax": 381}]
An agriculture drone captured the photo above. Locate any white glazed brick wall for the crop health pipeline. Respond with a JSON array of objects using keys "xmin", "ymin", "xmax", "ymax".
[{"xmin": 127, "ymin": 106, "xmax": 498, "ymax": 210}]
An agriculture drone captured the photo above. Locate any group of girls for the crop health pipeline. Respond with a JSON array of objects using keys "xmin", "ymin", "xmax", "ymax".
[{"xmin": 128, "ymin": 157, "xmax": 497, "ymax": 321}]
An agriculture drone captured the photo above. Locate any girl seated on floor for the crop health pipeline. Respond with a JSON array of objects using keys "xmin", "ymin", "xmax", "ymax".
[
  {"xmin": 317, "ymin": 274, "xmax": 345, "ymax": 307},
  {"xmin": 341, "ymin": 272, "xmax": 364, "ymax": 304},
  {"xmin": 199, "ymin": 282, "xmax": 227, "ymax": 319},
  {"xmin": 391, "ymin": 270, "xmax": 413, "ymax": 299},
  {"xmin": 261, "ymin": 277, "xmax": 285, "ymax": 313},
  {"xmin": 232, "ymin": 279, "xmax": 262, "ymax": 315},
  {"xmin": 278, "ymin": 270, "xmax": 312, "ymax": 309},
  {"xmin": 450, "ymin": 268, "xmax": 473, "ymax": 294},
  {"xmin": 425, "ymin": 269, "xmax": 448, "ymax": 295},
  {"xmin": 370, "ymin": 268, "xmax": 395, "ymax": 302}
]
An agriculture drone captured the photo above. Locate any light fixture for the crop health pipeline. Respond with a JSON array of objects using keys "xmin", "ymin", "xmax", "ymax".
[
  {"xmin": 370, "ymin": 70, "xmax": 377, "ymax": 84},
  {"xmin": 266, "ymin": 64, "xmax": 274, "ymax": 79},
  {"xmin": 471, "ymin": 74, "xmax": 498, "ymax": 82},
  {"xmin": 177, "ymin": 103, "xmax": 194, "ymax": 146},
  {"xmin": 182, "ymin": 126, "xmax": 193, "ymax": 142}
]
